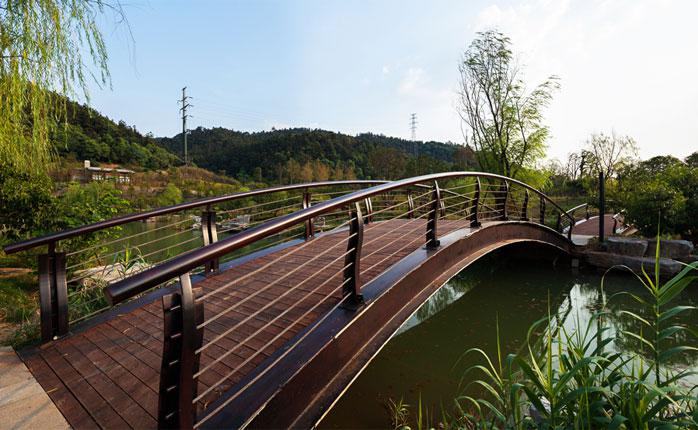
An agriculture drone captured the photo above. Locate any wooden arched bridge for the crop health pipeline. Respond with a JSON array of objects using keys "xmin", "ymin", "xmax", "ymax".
[{"xmin": 3, "ymin": 173, "xmax": 616, "ymax": 429}]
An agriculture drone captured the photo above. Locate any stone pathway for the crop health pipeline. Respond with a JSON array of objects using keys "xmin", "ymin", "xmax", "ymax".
[{"xmin": 0, "ymin": 346, "xmax": 69, "ymax": 429}]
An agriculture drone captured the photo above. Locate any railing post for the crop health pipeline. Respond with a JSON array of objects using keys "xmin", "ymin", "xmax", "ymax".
[
  {"xmin": 158, "ymin": 273, "xmax": 204, "ymax": 430},
  {"xmin": 521, "ymin": 189, "xmax": 530, "ymax": 221},
  {"xmin": 470, "ymin": 178, "xmax": 481, "ymax": 228},
  {"xmin": 498, "ymin": 180, "xmax": 509, "ymax": 221},
  {"xmin": 426, "ymin": 181, "xmax": 441, "ymax": 248},
  {"xmin": 585, "ymin": 204, "xmax": 590, "ymax": 220},
  {"xmin": 568, "ymin": 216, "xmax": 574, "ymax": 240},
  {"xmin": 38, "ymin": 241, "xmax": 68, "ymax": 341},
  {"xmin": 200, "ymin": 209, "xmax": 219, "ymax": 273},
  {"xmin": 363, "ymin": 197, "xmax": 373, "ymax": 224},
  {"xmin": 599, "ymin": 171, "xmax": 606, "ymax": 243},
  {"xmin": 343, "ymin": 202, "xmax": 364, "ymax": 307},
  {"xmin": 613, "ymin": 216, "xmax": 618, "ymax": 235},
  {"xmin": 407, "ymin": 191, "xmax": 415, "ymax": 219},
  {"xmin": 539, "ymin": 198, "xmax": 546, "ymax": 225},
  {"xmin": 556, "ymin": 213, "xmax": 562, "ymax": 232},
  {"xmin": 302, "ymin": 190, "xmax": 314, "ymax": 240}
]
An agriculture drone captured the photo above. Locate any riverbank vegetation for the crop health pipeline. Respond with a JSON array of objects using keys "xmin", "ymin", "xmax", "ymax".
[
  {"xmin": 388, "ymin": 244, "xmax": 698, "ymax": 428},
  {"xmin": 548, "ymin": 141, "xmax": 698, "ymax": 242}
]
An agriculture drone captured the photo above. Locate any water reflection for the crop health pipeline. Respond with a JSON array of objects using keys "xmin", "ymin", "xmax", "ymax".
[{"xmin": 319, "ymin": 252, "xmax": 698, "ymax": 429}]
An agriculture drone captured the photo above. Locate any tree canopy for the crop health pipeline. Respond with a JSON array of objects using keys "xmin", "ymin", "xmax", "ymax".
[{"xmin": 458, "ymin": 30, "xmax": 558, "ymax": 179}]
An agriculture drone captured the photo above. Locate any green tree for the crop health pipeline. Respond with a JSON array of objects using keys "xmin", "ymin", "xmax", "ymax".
[
  {"xmin": 685, "ymin": 151, "xmax": 698, "ymax": 168},
  {"xmin": 57, "ymin": 182, "xmax": 131, "ymax": 229},
  {"xmin": 0, "ymin": 0, "xmax": 123, "ymax": 175},
  {"xmin": 156, "ymin": 183, "xmax": 183, "ymax": 207},
  {"xmin": 0, "ymin": 160, "xmax": 55, "ymax": 241},
  {"xmin": 615, "ymin": 158, "xmax": 697, "ymax": 240},
  {"xmin": 585, "ymin": 131, "xmax": 638, "ymax": 178},
  {"xmin": 458, "ymin": 30, "xmax": 558, "ymax": 179},
  {"xmin": 368, "ymin": 147, "xmax": 406, "ymax": 179}
]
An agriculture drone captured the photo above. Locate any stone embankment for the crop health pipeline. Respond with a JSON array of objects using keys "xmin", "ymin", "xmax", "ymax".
[{"xmin": 581, "ymin": 237, "xmax": 696, "ymax": 277}]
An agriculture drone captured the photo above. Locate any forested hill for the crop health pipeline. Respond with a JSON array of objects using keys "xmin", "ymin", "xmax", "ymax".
[
  {"xmin": 52, "ymin": 98, "xmax": 178, "ymax": 169},
  {"xmin": 157, "ymin": 127, "xmax": 476, "ymax": 182}
]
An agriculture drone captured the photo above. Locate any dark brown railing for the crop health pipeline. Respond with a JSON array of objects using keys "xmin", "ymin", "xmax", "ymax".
[
  {"xmin": 2, "ymin": 180, "xmax": 389, "ymax": 341},
  {"xmin": 99, "ymin": 171, "xmax": 576, "ymax": 429}
]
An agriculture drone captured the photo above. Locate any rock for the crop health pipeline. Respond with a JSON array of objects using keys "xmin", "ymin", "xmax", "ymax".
[
  {"xmin": 584, "ymin": 251, "xmax": 683, "ymax": 278},
  {"xmin": 74, "ymin": 261, "xmax": 152, "ymax": 287},
  {"xmin": 606, "ymin": 237, "xmax": 648, "ymax": 257},
  {"xmin": 646, "ymin": 239, "xmax": 694, "ymax": 260}
]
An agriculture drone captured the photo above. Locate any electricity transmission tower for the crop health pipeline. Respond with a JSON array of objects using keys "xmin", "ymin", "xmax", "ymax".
[
  {"xmin": 410, "ymin": 113, "xmax": 418, "ymax": 169},
  {"xmin": 410, "ymin": 113, "xmax": 417, "ymax": 141},
  {"xmin": 178, "ymin": 87, "xmax": 193, "ymax": 165}
]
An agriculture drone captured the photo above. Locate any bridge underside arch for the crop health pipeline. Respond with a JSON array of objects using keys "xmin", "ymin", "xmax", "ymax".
[{"xmin": 207, "ymin": 221, "xmax": 575, "ymax": 429}]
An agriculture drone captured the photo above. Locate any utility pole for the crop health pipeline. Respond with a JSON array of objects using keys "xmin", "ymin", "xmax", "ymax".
[
  {"xmin": 179, "ymin": 87, "xmax": 193, "ymax": 165},
  {"xmin": 598, "ymin": 171, "xmax": 605, "ymax": 243}
]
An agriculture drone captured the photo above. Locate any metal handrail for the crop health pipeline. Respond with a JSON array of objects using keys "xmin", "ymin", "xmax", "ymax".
[
  {"xmin": 105, "ymin": 171, "xmax": 575, "ymax": 305},
  {"xmin": 2, "ymin": 180, "xmax": 389, "ymax": 254}
]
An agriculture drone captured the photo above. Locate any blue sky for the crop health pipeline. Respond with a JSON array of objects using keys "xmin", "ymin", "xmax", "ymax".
[{"xmin": 89, "ymin": 0, "xmax": 698, "ymax": 161}]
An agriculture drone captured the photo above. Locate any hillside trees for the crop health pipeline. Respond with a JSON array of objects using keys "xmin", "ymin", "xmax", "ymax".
[
  {"xmin": 157, "ymin": 127, "xmax": 461, "ymax": 182},
  {"xmin": 458, "ymin": 30, "xmax": 558, "ymax": 179}
]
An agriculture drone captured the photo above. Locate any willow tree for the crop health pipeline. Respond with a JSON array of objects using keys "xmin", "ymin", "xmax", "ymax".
[
  {"xmin": 458, "ymin": 31, "xmax": 558, "ymax": 180},
  {"xmin": 0, "ymin": 0, "xmax": 121, "ymax": 175}
]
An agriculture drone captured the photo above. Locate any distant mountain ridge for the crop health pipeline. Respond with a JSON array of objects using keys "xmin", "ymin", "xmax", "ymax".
[
  {"xmin": 157, "ymin": 127, "xmax": 475, "ymax": 181},
  {"xmin": 51, "ymin": 96, "xmax": 476, "ymax": 181}
]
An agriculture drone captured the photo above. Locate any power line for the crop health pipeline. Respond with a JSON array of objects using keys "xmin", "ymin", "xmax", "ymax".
[{"xmin": 178, "ymin": 87, "xmax": 193, "ymax": 165}]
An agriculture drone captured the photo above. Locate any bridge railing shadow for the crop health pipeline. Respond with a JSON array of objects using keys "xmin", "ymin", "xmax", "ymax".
[{"xmin": 93, "ymin": 171, "xmax": 578, "ymax": 429}]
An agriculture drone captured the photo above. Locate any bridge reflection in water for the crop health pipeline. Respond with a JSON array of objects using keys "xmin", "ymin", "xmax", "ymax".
[
  {"xmin": 5, "ymin": 172, "xmax": 593, "ymax": 429},
  {"xmin": 319, "ymin": 247, "xmax": 575, "ymax": 428}
]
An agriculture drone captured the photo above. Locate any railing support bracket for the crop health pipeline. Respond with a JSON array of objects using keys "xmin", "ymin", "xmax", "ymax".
[
  {"xmin": 342, "ymin": 202, "xmax": 364, "ymax": 309},
  {"xmin": 158, "ymin": 273, "xmax": 204, "ymax": 429},
  {"xmin": 38, "ymin": 242, "xmax": 68, "ymax": 341},
  {"xmin": 470, "ymin": 178, "xmax": 481, "ymax": 228},
  {"xmin": 302, "ymin": 190, "xmax": 314, "ymax": 240},
  {"xmin": 201, "ymin": 209, "xmax": 219, "ymax": 273},
  {"xmin": 426, "ymin": 181, "xmax": 441, "ymax": 248}
]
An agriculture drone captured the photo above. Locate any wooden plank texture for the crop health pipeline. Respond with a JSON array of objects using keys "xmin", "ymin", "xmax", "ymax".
[{"xmin": 20, "ymin": 219, "xmax": 468, "ymax": 429}]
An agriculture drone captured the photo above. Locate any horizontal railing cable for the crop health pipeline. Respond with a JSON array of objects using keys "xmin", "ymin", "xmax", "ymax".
[
  {"xmin": 196, "ymin": 232, "xmax": 357, "ymax": 332},
  {"xmin": 194, "ymin": 216, "xmax": 356, "ymax": 307},
  {"xmin": 193, "ymin": 251, "xmax": 354, "ymax": 388}
]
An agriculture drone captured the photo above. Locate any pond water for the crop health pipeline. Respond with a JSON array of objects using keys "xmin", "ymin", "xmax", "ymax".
[{"xmin": 319, "ymin": 250, "xmax": 698, "ymax": 429}]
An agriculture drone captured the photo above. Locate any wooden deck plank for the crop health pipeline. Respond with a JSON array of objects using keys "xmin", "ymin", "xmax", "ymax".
[{"xmin": 20, "ymin": 219, "xmax": 470, "ymax": 429}]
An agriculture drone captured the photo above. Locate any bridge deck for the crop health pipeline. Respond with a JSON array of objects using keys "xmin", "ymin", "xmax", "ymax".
[
  {"xmin": 19, "ymin": 218, "xmax": 470, "ymax": 429},
  {"xmin": 571, "ymin": 214, "xmax": 622, "ymax": 236}
]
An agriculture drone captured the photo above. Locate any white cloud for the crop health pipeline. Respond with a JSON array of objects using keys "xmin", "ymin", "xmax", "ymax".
[
  {"xmin": 469, "ymin": 0, "xmax": 698, "ymax": 160},
  {"xmin": 398, "ymin": 67, "xmax": 427, "ymax": 95},
  {"xmin": 382, "ymin": 65, "xmax": 390, "ymax": 75}
]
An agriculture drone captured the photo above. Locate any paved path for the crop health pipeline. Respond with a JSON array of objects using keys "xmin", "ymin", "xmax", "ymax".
[
  {"xmin": 19, "ymin": 218, "xmax": 469, "ymax": 429},
  {"xmin": 0, "ymin": 346, "xmax": 70, "ymax": 429}
]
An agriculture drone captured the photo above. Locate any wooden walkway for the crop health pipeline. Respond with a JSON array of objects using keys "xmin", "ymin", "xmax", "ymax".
[
  {"xmin": 19, "ymin": 218, "xmax": 470, "ymax": 429},
  {"xmin": 571, "ymin": 214, "xmax": 622, "ymax": 236}
]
